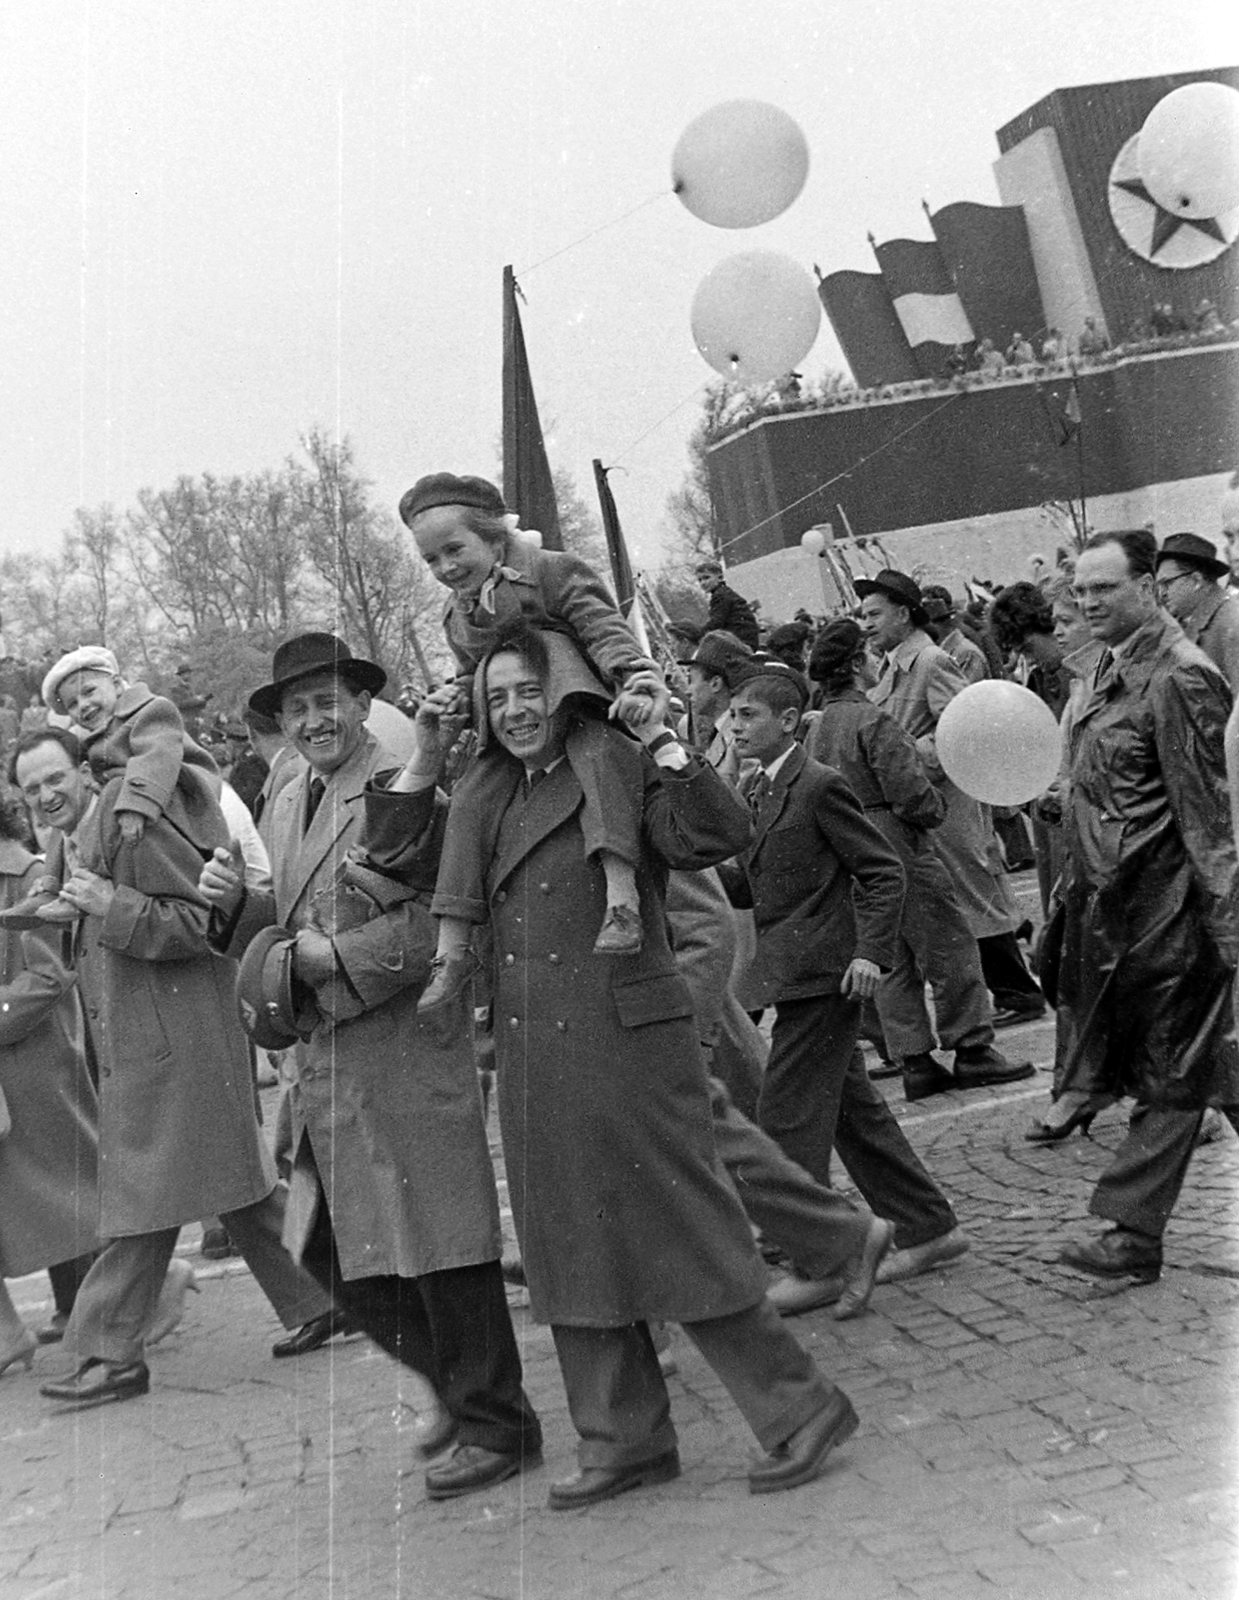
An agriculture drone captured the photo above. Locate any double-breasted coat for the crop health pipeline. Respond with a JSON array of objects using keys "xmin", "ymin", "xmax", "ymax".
[
  {"xmin": 483, "ymin": 729, "xmax": 767, "ymax": 1327},
  {"xmin": 1058, "ymin": 612, "xmax": 1239, "ymax": 1109},
  {"xmin": 0, "ymin": 845, "xmax": 99, "ymax": 1276},
  {"xmin": 869, "ymin": 628, "xmax": 1019, "ymax": 938},
  {"xmin": 71, "ymin": 776, "xmax": 276, "ymax": 1236},
  {"xmin": 222, "ymin": 730, "xmax": 500, "ymax": 1281}
]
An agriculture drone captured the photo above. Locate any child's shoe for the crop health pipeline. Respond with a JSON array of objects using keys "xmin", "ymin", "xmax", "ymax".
[
  {"xmin": 593, "ymin": 905, "xmax": 643, "ymax": 956},
  {"xmin": 0, "ymin": 881, "xmax": 63, "ymax": 930},
  {"xmin": 35, "ymin": 896, "xmax": 84, "ymax": 924}
]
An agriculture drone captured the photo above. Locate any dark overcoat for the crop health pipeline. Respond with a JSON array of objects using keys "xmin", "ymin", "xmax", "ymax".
[
  {"xmin": 0, "ymin": 847, "xmax": 98, "ymax": 1276},
  {"xmin": 484, "ymin": 736, "xmax": 767, "ymax": 1327},
  {"xmin": 1058, "ymin": 611, "xmax": 1239, "ymax": 1108},
  {"xmin": 74, "ymin": 776, "xmax": 276, "ymax": 1235},
  {"xmin": 223, "ymin": 731, "xmax": 500, "ymax": 1280}
]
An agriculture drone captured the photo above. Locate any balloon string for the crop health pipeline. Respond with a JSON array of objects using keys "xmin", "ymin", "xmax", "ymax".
[
  {"xmin": 609, "ymin": 381, "xmax": 708, "ymax": 467},
  {"xmin": 516, "ymin": 189, "xmax": 671, "ymax": 278},
  {"xmin": 717, "ymin": 390, "xmax": 969, "ymax": 557}
]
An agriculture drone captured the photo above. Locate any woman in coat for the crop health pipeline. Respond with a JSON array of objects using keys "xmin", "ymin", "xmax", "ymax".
[{"xmin": 0, "ymin": 801, "xmax": 98, "ymax": 1375}]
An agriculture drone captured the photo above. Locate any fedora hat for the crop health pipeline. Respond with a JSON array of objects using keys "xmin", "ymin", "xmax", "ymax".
[
  {"xmin": 248, "ymin": 633, "xmax": 387, "ymax": 719},
  {"xmin": 1155, "ymin": 532, "xmax": 1229, "ymax": 580},
  {"xmin": 236, "ymin": 924, "xmax": 320, "ymax": 1050},
  {"xmin": 854, "ymin": 569, "xmax": 930, "ymax": 626},
  {"xmin": 677, "ymin": 630, "xmax": 756, "ymax": 681}
]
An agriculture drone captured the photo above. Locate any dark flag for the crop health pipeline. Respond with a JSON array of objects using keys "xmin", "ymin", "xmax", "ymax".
[
  {"xmin": 816, "ymin": 267, "xmax": 921, "ymax": 389},
  {"xmin": 592, "ymin": 459, "xmax": 634, "ymax": 613},
  {"xmin": 929, "ymin": 200, "xmax": 1045, "ymax": 356},
  {"xmin": 502, "ymin": 265, "xmax": 563, "ymax": 550}
]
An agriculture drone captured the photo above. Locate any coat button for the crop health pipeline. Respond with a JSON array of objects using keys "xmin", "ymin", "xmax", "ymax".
[
  {"xmin": 505, "ymin": 953, "xmax": 515, "ymax": 966},
  {"xmin": 538, "ymin": 882, "xmax": 551, "ymax": 894},
  {"xmin": 509, "ymin": 1016, "xmax": 520, "ymax": 1028},
  {"xmin": 496, "ymin": 890, "xmax": 507, "ymax": 904},
  {"xmin": 548, "ymin": 953, "xmax": 559, "ymax": 965},
  {"xmin": 556, "ymin": 1021, "xmax": 567, "ymax": 1032}
]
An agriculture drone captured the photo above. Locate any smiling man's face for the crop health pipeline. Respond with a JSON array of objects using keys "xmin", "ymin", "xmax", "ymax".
[
  {"xmin": 483, "ymin": 650, "xmax": 567, "ymax": 768},
  {"xmin": 279, "ymin": 671, "xmax": 371, "ymax": 774},
  {"xmin": 14, "ymin": 740, "xmax": 94, "ymax": 834}
]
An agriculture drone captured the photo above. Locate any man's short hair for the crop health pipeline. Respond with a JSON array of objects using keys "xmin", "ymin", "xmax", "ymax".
[
  {"xmin": 480, "ymin": 620, "xmax": 552, "ymax": 687},
  {"xmin": 9, "ymin": 726, "xmax": 86, "ymax": 787},
  {"xmin": 732, "ymin": 664, "xmax": 808, "ymax": 716},
  {"xmin": 1081, "ymin": 529, "xmax": 1157, "ymax": 579}
]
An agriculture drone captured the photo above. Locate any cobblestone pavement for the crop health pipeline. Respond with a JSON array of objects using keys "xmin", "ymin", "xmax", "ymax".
[{"xmin": 3, "ymin": 969, "xmax": 1237, "ymax": 1596}]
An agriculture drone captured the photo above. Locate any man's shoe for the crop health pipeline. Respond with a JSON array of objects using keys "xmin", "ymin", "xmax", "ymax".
[
  {"xmin": 416, "ymin": 953, "xmax": 478, "ymax": 1015},
  {"xmin": 593, "ymin": 904, "xmax": 643, "ymax": 956},
  {"xmin": 36, "ymin": 1313, "xmax": 69, "ymax": 1346},
  {"xmin": 990, "ymin": 1001, "xmax": 1047, "ymax": 1030},
  {"xmin": 548, "ymin": 1449, "xmax": 680, "ymax": 1510},
  {"xmin": 767, "ymin": 1270, "xmax": 847, "ymax": 1316},
  {"xmin": 1059, "ymin": 1228, "xmax": 1162, "ymax": 1285},
  {"xmin": 500, "ymin": 1256, "xmax": 527, "ymax": 1287},
  {"xmin": 876, "ymin": 1228, "xmax": 970, "ymax": 1284},
  {"xmin": 200, "ymin": 1225, "xmax": 239, "ymax": 1260},
  {"xmin": 903, "ymin": 1060, "xmax": 957, "ymax": 1102},
  {"xmin": 748, "ymin": 1390, "xmax": 858, "ymax": 1494},
  {"xmin": 425, "ymin": 1442, "xmax": 541, "ymax": 1500},
  {"xmin": 832, "ymin": 1217, "xmax": 897, "ymax": 1321},
  {"xmin": 41, "ymin": 1358, "xmax": 149, "ymax": 1408},
  {"xmin": 952, "ymin": 1046, "xmax": 1036, "ymax": 1089},
  {"xmin": 271, "ymin": 1308, "xmax": 355, "ymax": 1358}
]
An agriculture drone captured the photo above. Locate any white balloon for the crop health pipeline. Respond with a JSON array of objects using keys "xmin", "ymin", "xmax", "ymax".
[
  {"xmin": 801, "ymin": 529, "xmax": 825, "ymax": 555},
  {"xmin": 691, "ymin": 252, "xmax": 821, "ymax": 384},
  {"xmin": 673, "ymin": 100, "xmax": 809, "ymax": 229},
  {"xmin": 1137, "ymin": 81, "xmax": 1239, "ymax": 219},
  {"xmin": 936, "ymin": 681, "xmax": 1062, "ymax": 808}
]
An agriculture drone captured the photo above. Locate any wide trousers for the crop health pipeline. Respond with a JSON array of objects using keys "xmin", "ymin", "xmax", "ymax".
[
  {"xmin": 1089, "ymin": 1103, "xmax": 1206, "ymax": 1237},
  {"xmin": 551, "ymin": 1298, "xmax": 837, "ymax": 1469},
  {"xmin": 62, "ymin": 1184, "xmax": 333, "ymax": 1366},
  {"xmin": 299, "ymin": 1181, "xmax": 541, "ymax": 1458},
  {"xmin": 759, "ymin": 995, "xmax": 958, "ymax": 1251}
]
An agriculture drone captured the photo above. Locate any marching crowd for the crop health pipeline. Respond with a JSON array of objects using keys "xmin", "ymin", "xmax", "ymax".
[{"xmin": 0, "ymin": 471, "xmax": 1236, "ymax": 1517}]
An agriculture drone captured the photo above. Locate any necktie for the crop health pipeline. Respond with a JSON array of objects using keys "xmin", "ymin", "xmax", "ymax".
[
  {"xmin": 1094, "ymin": 648, "xmax": 1116, "ymax": 691},
  {"xmin": 749, "ymin": 773, "xmax": 770, "ymax": 817},
  {"xmin": 305, "ymin": 776, "xmax": 326, "ymax": 831}
]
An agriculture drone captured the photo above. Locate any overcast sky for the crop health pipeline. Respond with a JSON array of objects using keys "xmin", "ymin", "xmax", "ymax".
[{"xmin": 0, "ymin": 0, "xmax": 1232, "ymax": 575}]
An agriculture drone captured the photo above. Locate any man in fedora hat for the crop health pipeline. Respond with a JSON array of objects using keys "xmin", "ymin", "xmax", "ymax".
[
  {"xmin": 201, "ymin": 632, "xmax": 541, "ymax": 1500},
  {"xmin": 858, "ymin": 569, "xmax": 1044, "ymax": 1074},
  {"xmin": 1155, "ymin": 532, "xmax": 1239, "ymax": 694}
]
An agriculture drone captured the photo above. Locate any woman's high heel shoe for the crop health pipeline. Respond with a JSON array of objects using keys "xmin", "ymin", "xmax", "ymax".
[
  {"xmin": 1024, "ymin": 1100, "xmax": 1101, "ymax": 1143},
  {"xmin": 0, "ymin": 1328, "xmax": 37, "ymax": 1377}
]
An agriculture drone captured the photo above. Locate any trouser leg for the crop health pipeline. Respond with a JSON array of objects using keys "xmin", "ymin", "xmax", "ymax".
[
  {"xmin": 709, "ymin": 1077, "xmax": 869, "ymax": 1279},
  {"xmin": 551, "ymin": 1323, "xmax": 677, "ymax": 1470},
  {"xmin": 48, "ymin": 1253, "xmax": 97, "ymax": 1318},
  {"xmin": 60, "ymin": 1230, "xmax": 179, "ymax": 1366},
  {"xmin": 832, "ymin": 1048, "xmax": 959, "ymax": 1251},
  {"xmin": 1089, "ymin": 1102, "xmax": 1204, "ymax": 1238},
  {"xmin": 300, "ymin": 1192, "xmax": 539, "ymax": 1455},
  {"xmin": 978, "ymin": 931, "xmax": 1042, "ymax": 1003},
  {"xmin": 681, "ymin": 1298, "xmax": 836, "ymax": 1453},
  {"xmin": 873, "ymin": 937, "xmax": 937, "ymax": 1059},
  {"xmin": 758, "ymin": 994, "xmax": 859, "ymax": 1190},
  {"xmin": 220, "ymin": 1185, "xmax": 335, "ymax": 1330}
]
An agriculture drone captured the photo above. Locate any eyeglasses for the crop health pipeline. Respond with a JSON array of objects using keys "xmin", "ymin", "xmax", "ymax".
[{"xmin": 1155, "ymin": 569, "xmax": 1197, "ymax": 593}]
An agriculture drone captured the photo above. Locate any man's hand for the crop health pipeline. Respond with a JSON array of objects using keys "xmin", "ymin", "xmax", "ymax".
[
  {"xmin": 293, "ymin": 928, "xmax": 336, "ymax": 985},
  {"xmin": 388, "ymin": 682, "xmax": 469, "ymax": 793},
  {"xmin": 610, "ymin": 668, "xmax": 671, "ymax": 730},
  {"xmin": 199, "ymin": 840, "xmax": 245, "ymax": 916},
  {"xmin": 59, "ymin": 869, "xmax": 115, "ymax": 920},
  {"xmin": 116, "ymin": 810, "xmax": 147, "ymax": 844},
  {"xmin": 840, "ymin": 957, "xmax": 882, "ymax": 1001}
]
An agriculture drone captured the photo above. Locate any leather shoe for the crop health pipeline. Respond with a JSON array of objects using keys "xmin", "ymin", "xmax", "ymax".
[
  {"xmin": 548, "ymin": 1449, "xmax": 680, "ymax": 1510},
  {"xmin": 748, "ymin": 1391, "xmax": 858, "ymax": 1494},
  {"xmin": 41, "ymin": 1358, "xmax": 149, "ymax": 1408},
  {"xmin": 903, "ymin": 1061, "xmax": 957, "ymax": 1102},
  {"xmin": 1059, "ymin": 1228, "xmax": 1162, "ymax": 1284},
  {"xmin": 990, "ymin": 1001, "xmax": 1047, "ymax": 1030},
  {"xmin": 425, "ymin": 1442, "xmax": 541, "ymax": 1500},
  {"xmin": 767, "ymin": 1270, "xmax": 847, "ymax": 1316},
  {"xmin": 271, "ymin": 1308, "xmax": 355, "ymax": 1358},
  {"xmin": 832, "ymin": 1217, "xmax": 896, "ymax": 1321},
  {"xmin": 593, "ymin": 904, "xmax": 643, "ymax": 956},
  {"xmin": 952, "ymin": 1046, "xmax": 1035, "ymax": 1089},
  {"xmin": 876, "ymin": 1228, "xmax": 970, "ymax": 1284},
  {"xmin": 36, "ymin": 1313, "xmax": 69, "ymax": 1346}
]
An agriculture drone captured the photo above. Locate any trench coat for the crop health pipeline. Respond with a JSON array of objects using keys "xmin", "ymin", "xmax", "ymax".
[
  {"xmin": 222, "ymin": 730, "xmax": 500, "ymax": 1281},
  {"xmin": 484, "ymin": 732, "xmax": 766, "ymax": 1327},
  {"xmin": 870, "ymin": 628, "xmax": 1019, "ymax": 937},
  {"xmin": 1057, "ymin": 611, "xmax": 1239, "ymax": 1109},
  {"xmin": 71, "ymin": 774, "xmax": 276, "ymax": 1236},
  {"xmin": 0, "ymin": 846, "xmax": 98, "ymax": 1276}
]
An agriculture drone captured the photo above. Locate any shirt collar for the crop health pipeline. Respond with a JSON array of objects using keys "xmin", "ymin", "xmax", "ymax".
[{"xmin": 761, "ymin": 743, "xmax": 797, "ymax": 783}]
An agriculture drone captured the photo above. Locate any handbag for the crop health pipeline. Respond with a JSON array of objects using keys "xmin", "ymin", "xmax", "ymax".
[{"xmin": 1032, "ymin": 900, "xmax": 1066, "ymax": 1010}]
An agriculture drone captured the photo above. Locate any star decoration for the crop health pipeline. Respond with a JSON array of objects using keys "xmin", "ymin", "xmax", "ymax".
[{"xmin": 1114, "ymin": 174, "xmax": 1226, "ymax": 256}]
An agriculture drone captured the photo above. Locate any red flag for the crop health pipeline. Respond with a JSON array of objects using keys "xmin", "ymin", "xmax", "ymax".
[
  {"xmin": 593, "ymin": 459, "xmax": 634, "ymax": 613},
  {"xmin": 502, "ymin": 266, "xmax": 563, "ymax": 550}
]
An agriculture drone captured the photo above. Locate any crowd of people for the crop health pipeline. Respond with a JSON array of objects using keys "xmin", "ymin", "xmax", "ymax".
[{"xmin": 0, "ymin": 475, "xmax": 1236, "ymax": 1520}]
